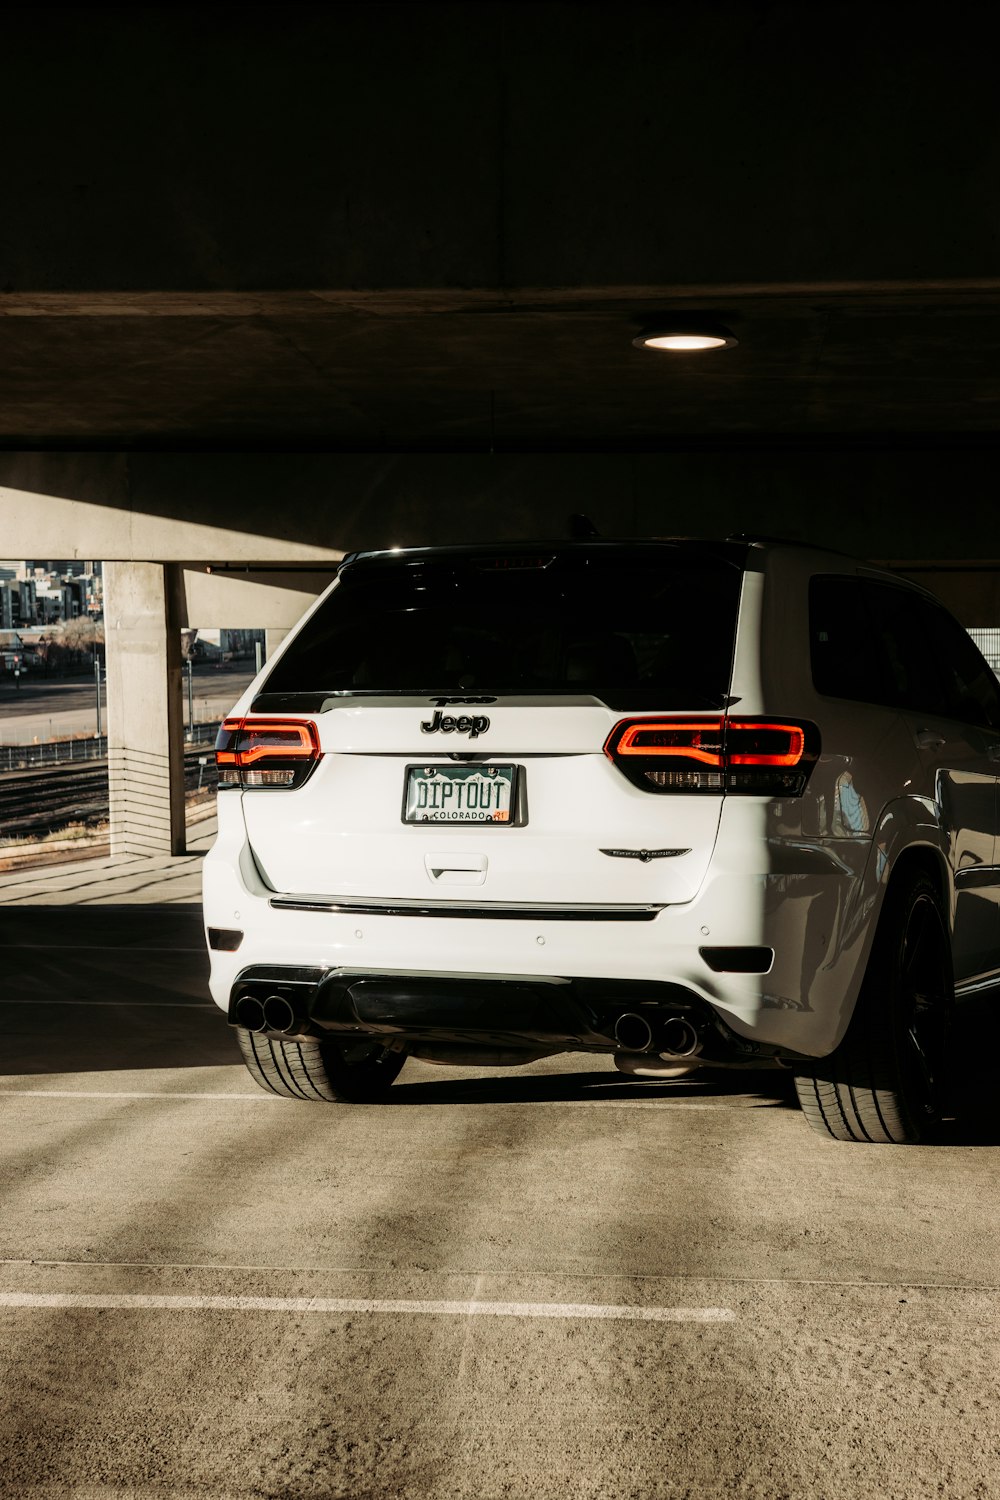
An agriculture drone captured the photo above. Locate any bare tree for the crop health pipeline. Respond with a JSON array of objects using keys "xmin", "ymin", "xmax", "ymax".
[{"xmin": 59, "ymin": 616, "xmax": 105, "ymax": 651}]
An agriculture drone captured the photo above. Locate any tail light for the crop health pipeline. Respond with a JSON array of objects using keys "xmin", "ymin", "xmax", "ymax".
[
  {"xmin": 215, "ymin": 718, "xmax": 320, "ymax": 789},
  {"xmin": 604, "ymin": 717, "xmax": 819, "ymax": 796}
]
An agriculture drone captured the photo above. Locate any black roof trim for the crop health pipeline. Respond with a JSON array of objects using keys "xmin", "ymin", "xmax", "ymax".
[
  {"xmin": 727, "ymin": 532, "xmax": 860, "ymax": 560},
  {"xmin": 339, "ymin": 538, "xmax": 749, "ymax": 570}
]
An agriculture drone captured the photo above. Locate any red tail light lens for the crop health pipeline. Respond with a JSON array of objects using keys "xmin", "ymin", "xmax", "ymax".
[
  {"xmin": 615, "ymin": 721, "xmax": 724, "ymax": 767},
  {"xmin": 726, "ymin": 722, "xmax": 805, "ymax": 766},
  {"xmin": 608, "ymin": 719, "xmax": 725, "ymax": 791},
  {"xmin": 725, "ymin": 721, "xmax": 809, "ymax": 793},
  {"xmin": 604, "ymin": 717, "xmax": 818, "ymax": 795},
  {"xmin": 215, "ymin": 718, "xmax": 320, "ymax": 789}
]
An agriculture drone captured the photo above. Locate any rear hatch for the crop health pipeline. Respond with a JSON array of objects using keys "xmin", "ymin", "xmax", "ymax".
[{"xmin": 236, "ymin": 543, "xmax": 747, "ymax": 907}]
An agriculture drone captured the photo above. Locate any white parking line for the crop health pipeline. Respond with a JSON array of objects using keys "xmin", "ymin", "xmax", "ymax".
[
  {"xmin": 0, "ymin": 1291, "xmax": 734, "ymax": 1321},
  {"xmin": 0, "ymin": 1090, "xmax": 270, "ymax": 1101}
]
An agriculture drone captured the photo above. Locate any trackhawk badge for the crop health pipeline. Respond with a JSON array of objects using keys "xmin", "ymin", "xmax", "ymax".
[
  {"xmin": 421, "ymin": 710, "xmax": 490, "ymax": 738},
  {"xmin": 600, "ymin": 847, "xmax": 691, "ymax": 862}
]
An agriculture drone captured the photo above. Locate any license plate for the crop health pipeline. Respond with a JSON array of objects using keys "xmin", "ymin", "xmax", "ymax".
[{"xmin": 403, "ymin": 764, "xmax": 518, "ymax": 824}]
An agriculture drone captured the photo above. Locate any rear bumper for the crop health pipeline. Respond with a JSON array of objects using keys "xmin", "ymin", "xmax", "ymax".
[
  {"xmin": 225, "ymin": 964, "xmax": 798, "ymax": 1065},
  {"xmin": 202, "ymin": 800, "xmax": 865, "ymax": 1058}
]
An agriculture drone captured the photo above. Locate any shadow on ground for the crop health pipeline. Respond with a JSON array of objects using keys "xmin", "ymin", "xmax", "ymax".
[
  {"xmin": 3, "ymin": 903, "xmax": 1000, "ymax": 1143},
  {"xmin": 0, "ymin": 903, "xmax": 232, "ymax": 1074},
  {"xmin": 386, "ymin": 1065, "xmax": 799, "ymax": 1109},
  {"xmin": 0, "ymin": 1003, "xmax": 238, "ymax": 1076},
  {"xmin": 383, "ymin": 1063, "xmax": 1000, "ymax": 1142}
]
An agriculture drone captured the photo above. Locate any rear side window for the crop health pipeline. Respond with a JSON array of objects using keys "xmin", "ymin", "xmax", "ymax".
[
  {"xmin": 262, "ymin": 548, "xmax": 744, "ymax": 711},
  {"xmin": 863, "ymin": 585, "xmax": 952, "ymax": 715},
  {"xmin": 909, "ymin": 595, "xmax": 1000, "ymax": 727},
  {"xmin": 809, "ymin": 577, "xmax": 887, "ymax": 705},
  {"xmin": 811, "ymin": 575, "xmax": 1000, "ymax": 727}
]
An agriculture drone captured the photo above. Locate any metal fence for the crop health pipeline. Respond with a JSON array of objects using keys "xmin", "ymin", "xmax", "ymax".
[
  {"xmin": 969, "ymin": 629, "xmax": 1000, "ymax": 676},
  {"xmin": 1, "ymin": 636, "xmax": 996, "ymax": 770},
  {"xmin": 0, "ymin": 719, "xmax": 223, "ymax": 774}
]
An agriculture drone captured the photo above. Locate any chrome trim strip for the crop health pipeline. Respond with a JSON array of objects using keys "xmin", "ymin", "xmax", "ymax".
[
  {"xmin": 269, "ymin": 897, "xmax": 664, "ymax": 922},
  {"xmin": 955, "ymin": 865, "xmax": 1000, "ymax": 890},
  {"xmin": 600, "ymin": 847, "xmax": 690, "ymax": 861},
  {"xmin": 954, "ymin": 971, "xmax": 1000, "ymax": 998}
]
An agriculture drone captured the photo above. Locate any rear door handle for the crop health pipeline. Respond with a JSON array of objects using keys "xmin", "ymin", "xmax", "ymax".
[{"xmin": 915, "ymin": 728, "xmax": 946, "ymax": 751}]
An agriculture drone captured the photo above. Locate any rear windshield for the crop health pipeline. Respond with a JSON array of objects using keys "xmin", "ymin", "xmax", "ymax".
[{"xmin": 260, "ymin": 548, "xmax": 744, "ymax": 711}]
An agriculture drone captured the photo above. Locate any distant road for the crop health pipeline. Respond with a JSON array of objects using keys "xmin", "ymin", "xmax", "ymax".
[{"xmin": 0, "ymin": 666, "xmax": 255, "ymax": 744}]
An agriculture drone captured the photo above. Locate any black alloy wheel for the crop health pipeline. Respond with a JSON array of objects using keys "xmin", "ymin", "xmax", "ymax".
[{"xmin": 795, "ymin": 870, "xmax": 951, "ymax": 1144}]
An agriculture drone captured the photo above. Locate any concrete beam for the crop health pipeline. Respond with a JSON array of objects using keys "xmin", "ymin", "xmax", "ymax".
[
  {"xmin": 0, "ymin": 457, "xmax": 343, "ymax": 564},
  {"xmin": 104, "ymin": 562, "xmax": 186, "ymax": 857},
  {"xmin": 179, "ymin": 569, "xmax": 335, "ymax": 629},
  {"xmin": 6, "ymin": 450, "xmax": 1000, "ymax": 627},
  {"xmin": 5, "ymin": 449, "xmax": 1000, "ymax": 567}
]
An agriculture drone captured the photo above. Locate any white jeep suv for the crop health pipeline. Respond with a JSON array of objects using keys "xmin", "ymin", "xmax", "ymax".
[{"xmin": 203, "ymin": 538, "xmax": 1000, "ymax": 1143}]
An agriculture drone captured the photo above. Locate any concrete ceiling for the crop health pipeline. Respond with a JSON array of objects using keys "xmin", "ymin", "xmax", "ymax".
[
  {"xmin": 2, "ymin": 3, "xmax": 999, "ymax": 453},
  {"xmin": 3, "ymin": 284, "xmax": 1000, "ymax": 448}
]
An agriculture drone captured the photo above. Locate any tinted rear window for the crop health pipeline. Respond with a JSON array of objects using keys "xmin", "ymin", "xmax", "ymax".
[{"xmin": 261, "ymin": 548, "xmax": 744, "ymax": 711}]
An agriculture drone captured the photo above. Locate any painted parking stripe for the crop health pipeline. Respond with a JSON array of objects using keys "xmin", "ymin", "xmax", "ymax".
[
  {"xmin": 0, "ymin": 1292, "xmax": 734, "ymax": 1321},
  {"xmin": 0, "ymin": 1090, "xmax": 272, "ymax": 1101}
]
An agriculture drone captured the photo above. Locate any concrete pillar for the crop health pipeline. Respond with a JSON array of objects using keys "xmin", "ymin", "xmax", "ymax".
[{"xmin": 104, "ymin": 562, "xmax": 186, "ymax": 856}]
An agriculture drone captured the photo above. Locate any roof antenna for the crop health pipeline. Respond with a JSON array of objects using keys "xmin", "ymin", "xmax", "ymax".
[{"xmin": 568, "ymin": 513, "xmax": 600, "ymax": 540}]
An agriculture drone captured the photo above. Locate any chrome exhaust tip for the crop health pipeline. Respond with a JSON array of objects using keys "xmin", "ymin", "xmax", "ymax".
[
  {"xmin": 234, "ymin": 993, "xmax": 267, "ymax": 1033},
  {"xmin": 658, "ymin": 1015, "xmax": 702, "ymax": 1058},
  {"xmin": 614, "ymin": 1012, "xmax": 655, "ymax": 1052},
  {"xmin": 262, "ymin": 994, "xmax": 299, "ymax": 1034}
]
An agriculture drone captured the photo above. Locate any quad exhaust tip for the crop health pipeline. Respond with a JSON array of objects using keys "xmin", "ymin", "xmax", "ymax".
[
  {"xmin": 236, "ymin": 987, "xmax": 704, "ymax": 1053},
  {"xmin": 614, "ymin": 1010, "xmax": 701, "ymax": 1058},
  {"xmin": 234, "ymin": 991, "xmax": 307, "ymax": 1036}
]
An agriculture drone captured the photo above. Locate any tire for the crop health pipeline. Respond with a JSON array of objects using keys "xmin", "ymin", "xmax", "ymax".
[
  {"xmin": 237, "ymin": 1030, "xmax": 406, "ymax": 1102},
  {"xmin": 794, "ymin": 870, "xmax": 951, "ymax": 1144}
]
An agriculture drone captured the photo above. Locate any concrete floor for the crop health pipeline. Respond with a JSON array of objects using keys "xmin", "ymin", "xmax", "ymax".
[
  {"xmin": 1, "ymin": 896, "xmax": 999, "ymax": 1498},
  {"xmin": 0, "ymin": 820, "xmax": 213, "ymax": 903}
]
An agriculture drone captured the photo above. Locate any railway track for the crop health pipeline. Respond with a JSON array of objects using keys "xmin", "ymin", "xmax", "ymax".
[{"xmin": 0, "ymin": 750, "xmax": 218, "ymax": 841}]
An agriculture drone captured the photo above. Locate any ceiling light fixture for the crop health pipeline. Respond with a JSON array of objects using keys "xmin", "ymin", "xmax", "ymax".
[{"xmin": 632, "ymin": 323, "xmax": 738, "ymax": 353}]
